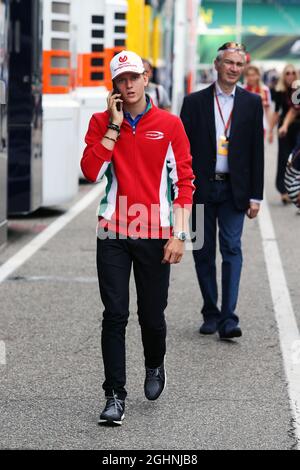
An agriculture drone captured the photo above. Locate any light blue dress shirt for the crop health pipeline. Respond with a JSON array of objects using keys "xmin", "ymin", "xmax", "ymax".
[{"xmin": 214, "ymin": 81, "xmax": 236, "ymax": 174}]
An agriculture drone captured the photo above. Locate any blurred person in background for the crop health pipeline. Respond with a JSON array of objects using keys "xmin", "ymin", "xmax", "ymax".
[
  {"xmin": 278, "ymin": 77, "xmax": 300, "ymax": 136},
  {"xmin": 142, "ymin": 59, "xmax": 171, "ymax": 111},
  {"xmin": 284, "ymin": 144, "xmax": 300, "ymax": 212},
  {"xmin": 266, "ymin": 70, "xmax": 279, "ymax": 102},
  {"xmin": 244, "ymin": 64, "xmax": 272, "ymax": 136},
  {"xmin": 270, "ymin": 65, "xmax": 300, "ymax": 204}
]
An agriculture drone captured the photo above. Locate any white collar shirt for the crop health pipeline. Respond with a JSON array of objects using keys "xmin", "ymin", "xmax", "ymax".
[{"xmin": 214, "ymin": 81, "xmax": 236, "ymax": 174}]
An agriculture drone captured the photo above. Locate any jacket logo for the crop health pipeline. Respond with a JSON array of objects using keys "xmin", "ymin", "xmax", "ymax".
[
  {"xmin": 145, "ymin": 131, "xmax": 164, "ymax": 140},
  {"xmin": 119, "ymin": 55, "xmax": 128, "ymax": 63}
]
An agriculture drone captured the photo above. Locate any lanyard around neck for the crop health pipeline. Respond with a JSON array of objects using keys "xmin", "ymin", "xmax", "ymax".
[{"xmin": 214, "ymin": 87, "xmax": 233, "ymax": 139}]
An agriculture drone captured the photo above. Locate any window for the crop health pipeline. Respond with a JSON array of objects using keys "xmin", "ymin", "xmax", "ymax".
[
  {"xmin": 51, "ymin": 75, "xmax": 69, "ymax": 86},
  {"xmin": 115, "ymin": 13, "xmax": 126, "ymax": 20},
  {"xmin": 91, "ymin": 58, "xmax": 104, "ymax": 66},
  {"xmin": 114, "ymin": 39, "xmax": 125, "ymax": 47},
  {"xmin": 91, "ymin": 72, "xmax": 104, "ymax": 81},
  {"xmin": 51, "ymin": 57, "xmax": 69, "ymax": 68},
  {"xmin": 92, "ymin": 16, "xmax": 104, "ymax": 24},
  {"xmin": 92, "ymin": 44, "xmax": 104, "ymax": 52},
  {"xmin": 115, "ymin": 26, "xmax": 126, "ymax": 33},
  {"xmin": 51, "ymin": 39, "xmax": 69, "ymax": 51},
  {"xmin": 52, "ymin": 21, "xmax": 70, "ymax": 33},
  {"xmin": 92, "ymin": 30, "xmax": 104, "ymax": 38},
  {"xmin": 52, "ymin": 2, "xmax": 70, "ymax": 15}
]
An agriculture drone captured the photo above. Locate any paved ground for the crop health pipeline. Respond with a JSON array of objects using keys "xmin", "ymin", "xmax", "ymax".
[{"xmin": 0, "ymin": 141, "xmax": 299, "ymax": 450}]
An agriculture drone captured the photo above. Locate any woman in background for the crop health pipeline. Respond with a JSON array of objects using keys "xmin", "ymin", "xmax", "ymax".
[
  {"xmin": 142, "ymin": 59, "xmax": 171, "ymax": 111},
  {"xmin": 244, "ymin": 64, "xmax": 272, "ymax": 135},
  {"xmin": 269, "ymin": 64, "xmax": 300, "ymax": 204}
]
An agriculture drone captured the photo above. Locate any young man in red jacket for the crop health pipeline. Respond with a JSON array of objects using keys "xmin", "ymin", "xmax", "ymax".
[{"xmin": 81, "ymin": 50, "xmax": 195, "ymax": 426}]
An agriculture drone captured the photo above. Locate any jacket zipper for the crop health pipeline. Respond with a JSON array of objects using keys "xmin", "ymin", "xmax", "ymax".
[{"xmin": 132, "ymin": 125, "xmax": 137, "ymax": 204}]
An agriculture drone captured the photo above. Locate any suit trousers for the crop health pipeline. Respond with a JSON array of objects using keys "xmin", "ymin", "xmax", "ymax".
[
  {"xmin": 193, "ymin": 180, "xmax": 245, "ymax": 328},
  {"xmin": 96, "ymin": 236, "xmax": 170, "ymax": 400}
]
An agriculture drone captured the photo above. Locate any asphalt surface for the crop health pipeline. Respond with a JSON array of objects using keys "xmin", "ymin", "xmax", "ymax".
[{"xmin": 0, "ymin": 141, "xmax": 299, "ymax": 450}]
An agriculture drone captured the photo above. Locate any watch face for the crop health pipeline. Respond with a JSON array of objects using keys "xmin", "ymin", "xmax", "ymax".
[{"xmin": 176, "ymin": 231, "xmax": 187, "ymax": 241}]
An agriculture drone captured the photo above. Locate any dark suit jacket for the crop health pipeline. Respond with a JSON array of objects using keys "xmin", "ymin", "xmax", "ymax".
[{"xmin": 180, "ymin": 84, "xmax": 264, "ymax": 211}]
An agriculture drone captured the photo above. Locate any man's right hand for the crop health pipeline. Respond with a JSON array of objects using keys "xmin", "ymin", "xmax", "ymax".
[
  {"xmin": 107, "ymin": 90, "xmax": 123, "ymax": 126},
  {"xmin": 278, "ymin": 124, "xmax": 288, "ymax": 138},
  {"xmin": 246, "ymin": 202, "xmax": 260, "ymax": 219}
]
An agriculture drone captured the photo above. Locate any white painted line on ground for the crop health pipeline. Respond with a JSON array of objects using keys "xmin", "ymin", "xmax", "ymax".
[
  {"xmin": 0, "ymin": 183, "xmax": 104, "ymax": 285},
  {"xmin": 259, "ymin": 198, "xmax": 300, "ymax": 449}
]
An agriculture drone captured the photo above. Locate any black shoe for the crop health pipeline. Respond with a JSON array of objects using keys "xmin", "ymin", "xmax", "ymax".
[
  {"xmin": 144, "ymin": 362, "xmax": 166, "ymax": 401},
  {"xmin": 199, "ymin": 319, "xmax": 218, "ymax": 335},
  {"xmin": 98, "ymin": 395, "xmax": 125, "ymax": 426},
  {"xmin": 219, "ymin": 325, "xmax": 242, "ymax": 340}
]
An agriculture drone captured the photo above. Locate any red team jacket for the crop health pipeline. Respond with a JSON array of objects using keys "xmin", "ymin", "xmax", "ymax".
[{"xmin": 81, "ymin": 102, "xmax": 195, "ymax": 238}]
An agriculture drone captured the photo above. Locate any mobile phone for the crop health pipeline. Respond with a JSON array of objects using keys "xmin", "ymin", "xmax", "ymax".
[{"xmin": 113, "ymin": 86, "xmax": 122, "ymax": 112}]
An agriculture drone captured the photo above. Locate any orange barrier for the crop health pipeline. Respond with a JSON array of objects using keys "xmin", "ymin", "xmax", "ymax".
[
  {"xmin": 76, "ymin": 47, "xmax": 123, "ymax": 89},
  {"xmin": 77, "ymin": 52, "xmax": 106, "ymax": 87},
  {"xmin": 43, "ymin": 47, "xmax": 124, "ymax": 92},
  {"xmin": 43, "ymin": 50, "xmax": 72, "ymax": 94}
]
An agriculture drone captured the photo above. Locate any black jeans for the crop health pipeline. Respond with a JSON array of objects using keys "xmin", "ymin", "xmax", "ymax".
[{"xmin": 96, "ymin": 237, "xmax": 170, "ymax": 400}]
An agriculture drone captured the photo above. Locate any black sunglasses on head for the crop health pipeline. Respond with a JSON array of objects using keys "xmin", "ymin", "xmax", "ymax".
[{"xmin": 218, "ymin": 42, "xmax": 246, "ymax": 52}]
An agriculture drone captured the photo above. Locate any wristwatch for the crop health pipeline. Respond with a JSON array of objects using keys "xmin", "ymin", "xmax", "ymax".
[{"xmin": 173, "ymin": 231, "xmax": 187, "ymax": 242}]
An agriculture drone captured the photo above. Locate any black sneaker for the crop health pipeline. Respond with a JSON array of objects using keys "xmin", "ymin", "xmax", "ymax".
[
  {"xmin": 98, "ymin": 395, "xmax": 125, "ymax": 426},
  {"xmin": 219, "ymin": 325, "xmax": 242, "ymax": 340},
  {"xmin": 199, "ymin": 319, "xmax": 218, "ymax": 335},
  {"xmin": 144, "ymin": 362, "xmax": 166, "ymax": 401}
]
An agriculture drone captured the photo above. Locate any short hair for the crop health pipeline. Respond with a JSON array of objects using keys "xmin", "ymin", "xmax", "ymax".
[
  {"xmin": 215, "ymin": 49, "xmax": 246, "ymax": 62},
  {"xmin": 216, "ymin": 42, "xmax": 246, "ymax": 62}
]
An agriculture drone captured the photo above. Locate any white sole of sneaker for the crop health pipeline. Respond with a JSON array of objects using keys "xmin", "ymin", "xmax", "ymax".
[
  {"xmin": 98, "ymin": 414, "xmax": 125, "ymax": 426},
  {"xmin": 163, "ymin": 368, "xmax": 167, "ymax": 395}
]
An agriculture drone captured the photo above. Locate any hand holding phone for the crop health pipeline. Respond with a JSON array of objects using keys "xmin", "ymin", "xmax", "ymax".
[
  {"xmin": 113, "ymin": 87, "xmax": 122, "ymax": 112},
  {"xmin": 108, "ymin": 86, "xmax": 123, "ymax": 126}
]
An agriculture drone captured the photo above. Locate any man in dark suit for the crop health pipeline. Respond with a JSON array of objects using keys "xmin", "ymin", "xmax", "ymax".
[{"xmin": 180, "ymin": 43, "xmax": 264, "ymax": 339}]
